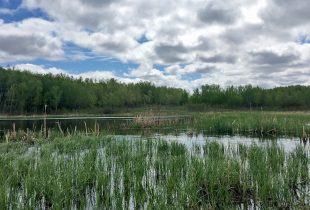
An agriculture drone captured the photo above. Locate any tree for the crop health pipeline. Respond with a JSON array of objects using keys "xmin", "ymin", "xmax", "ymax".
[{"xmin": 44, "ymin": 86, "xmax": 62, "ymax": 111}]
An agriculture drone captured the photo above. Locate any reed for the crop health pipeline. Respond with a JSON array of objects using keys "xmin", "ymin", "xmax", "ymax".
[
  {"xmin": 0, "ymin": 135, "xmax": 309, "ymax": 209},
  {"xmin": 2, "ymin": 111, "xmax": 310, "ymax": 141},
  {"xmin": 196, "ymin": 111, "xmax": 310, "ymax": 137}
]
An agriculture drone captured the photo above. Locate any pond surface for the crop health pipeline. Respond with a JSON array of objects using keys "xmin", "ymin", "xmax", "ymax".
[
  {"xmin": 112, "ymin": 133, "xmax": 308, "ymax": 153},
  {"xmin": 0, "ymin": 115, "xmax": 191, "ymax": 135},
  {"xmin": 1, "ymin": 116, "xmax": 308, "ymax": 152}
]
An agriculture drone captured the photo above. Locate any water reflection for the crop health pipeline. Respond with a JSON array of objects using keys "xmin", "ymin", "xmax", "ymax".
[
  {"xmin": 1, "ymin": 117, "xmax": 308, "ymax": 153},
  {"xmin": 112, "ymin": 133, "xmax": 307, "ymax": 153},
  {"xmin": 0, "ymin": 116, "xmax": 190, "ymax": 134}
]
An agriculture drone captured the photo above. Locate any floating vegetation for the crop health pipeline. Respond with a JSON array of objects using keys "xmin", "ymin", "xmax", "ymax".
[{"xmin": 0, "ymin": 135, "xmax": 309, "ymax": 209}]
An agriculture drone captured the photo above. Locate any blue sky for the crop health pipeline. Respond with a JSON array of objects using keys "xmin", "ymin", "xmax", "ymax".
[
  {"xmin": 0, "ymin": 0, "xmax": 140, "ymax": 76},
  {"xmin": 0, "ymin": 0, "xmax": 49, "ymax": 22},
  {"xmin": 0, "ymin": 0, "xmax": 309, "ymax": 90}
]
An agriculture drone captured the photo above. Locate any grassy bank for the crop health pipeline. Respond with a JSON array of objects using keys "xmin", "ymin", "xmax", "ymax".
[{"xmin": 0, "ymin": 135, "xmax": 309, "ymax": 209}]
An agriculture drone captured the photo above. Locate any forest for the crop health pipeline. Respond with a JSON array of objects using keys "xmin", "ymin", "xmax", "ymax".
[{"xmin": 0, "ymin": 67, "xmax": 310, "ymax": 114}]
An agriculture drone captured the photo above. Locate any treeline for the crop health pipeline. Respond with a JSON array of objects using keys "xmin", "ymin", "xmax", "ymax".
[
  {"xmin": 0, "ymin": 68, "xmax": 188, "ymax": 114},
  {"xmin": 0, "ymin": 68, "xmax": 310, "ymax": 114},
  {"xmin": 191, "ymin": 85, "xmax": 310, "ymax": 109}
]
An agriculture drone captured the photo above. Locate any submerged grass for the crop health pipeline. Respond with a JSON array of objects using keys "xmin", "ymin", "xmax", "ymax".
[{"xmin": 0, "ymin": 135, "xmax": 309, "ymax": 209}]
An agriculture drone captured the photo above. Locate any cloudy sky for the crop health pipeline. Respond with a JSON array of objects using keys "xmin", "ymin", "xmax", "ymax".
[{"xmin": 0, "ymin": 0, "xmax": 309, "ymax": 90}]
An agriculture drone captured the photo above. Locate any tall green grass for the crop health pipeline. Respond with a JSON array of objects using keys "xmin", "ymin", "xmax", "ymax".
[
  {"xmin": 195, "ymin": 111, "xmax": 310, "ymax": 137},
  {"xmin": 0, "ymin": 135, "xmax": 309, "ymax": 209},
  {"xmin": 2, "ymin": 111, "xmax": 310, "ymax": 143}
]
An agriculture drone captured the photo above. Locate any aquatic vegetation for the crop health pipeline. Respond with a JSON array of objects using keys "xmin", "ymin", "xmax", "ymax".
[
  {"xmin": 2, "ymin": 111, "xmax": 310, "ymax": 144},
  {"xmin": 196, "ymin": 111, "xmax": 310, "ymax": 137},
  {"xmin": 0, "ymin": 135, "xmax": 309, "ymax": 209}
]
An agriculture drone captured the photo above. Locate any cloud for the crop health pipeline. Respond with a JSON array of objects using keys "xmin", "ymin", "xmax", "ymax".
[
  {"xmin": 0, "ymin": 34, "xmax": 62, "ymax": 61},
  {"xmin": 22, "ymin": 0, "xmax": 126, "ymax": 30},
  {"xmin": 198, "ymin": 54, "xmax": 236, "ymax": 64},
  {"xmin": 154, "ymin": 43, "xmax": 188, "ymax": 64},
  {"xmin": 195, "ymin": 65, "xmax": 219, "ymax": 75},
  {"xmin": 14, "ymin": 63, "xmax": 66, "ymax": 75},
  {"xmin": 0, "ymin": 0, "xmax": 308, "ymax": 90},
  {"xmin": 221, "ymin": 23, "xmax": 264, "ymax": 45},
  {"xmin": 198, "ymin": 1, "xmax": 241, "ymax": 25},
  {"xmin": 13, "ymin": 63, "xmax": 126, "ymax": 82},
  {"xmin": 260, "ymin": 0, "xmax": 310, "ymax": 28},
  {"xmin": 250, "ymin": 50, "xmax": 299, "ymax": 66},
  {"xmin": 79, "ymin": 0, "xmax": 117, "ymax": 7},
  {"xmin": 164, "ymin": 63, "xmax": 219, "ymax": 76},
  {"xmin": 12, "ymin": 63, "xmax": 202, "ymax": 91},
  {"xmin": 126, "ymin": 63, "xmax": 204, "ymax": 90},
  {"xmin": 0, "ymin": 18, "xmax": 63, "ymax": 62}
]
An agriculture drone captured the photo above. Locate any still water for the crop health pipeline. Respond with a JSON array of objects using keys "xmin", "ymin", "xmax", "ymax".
[
  {"xmin": 0, "ymin": 115, "xmax": 190, "ymax": 130},
  {"xmin": 0, "ymin": 116, "xmax": 307, "ymax": 152},
  {"xmin": 0, "ymin": 115, "xmax": 190, "ymax": 137},
  {"xmin": 112, "ymin": 133, "xmax": 306, "ymax": 153}
]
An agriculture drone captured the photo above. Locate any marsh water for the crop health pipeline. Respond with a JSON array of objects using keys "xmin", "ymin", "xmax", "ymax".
[
  {"xmin": 0, "ymin": 116, "xmax": 307, "ymax": 152},
  {"xmin": 1, "ymin": 117, "xmax": 310, "ymax": 209},
  {"xmin": 15, "ymin": 133, "xmax": 310, "ymax": 209},
  {"xmin": 112, "ymin": 133, "xmax": 306, "ymax": 153},
  {"xmin": 0, "ymin": 115, "xmax": 190, "ymax": 133}
]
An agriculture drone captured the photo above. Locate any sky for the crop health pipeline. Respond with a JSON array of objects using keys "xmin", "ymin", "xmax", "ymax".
[{"xmin": 0, "ymin": 0, "xmax": 309, "ymax": 91}]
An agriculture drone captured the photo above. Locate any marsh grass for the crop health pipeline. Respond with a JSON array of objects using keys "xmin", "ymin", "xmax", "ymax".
[
  {"xmin": 2, "ymin": 111, "xmax": 310, "ymax": 142},
  {"xmin": 0, "ymin": 135, "xmax": 309, "ymax": 209},
  {"xmin": 196, "ymin": 111, "xmax": 310, "ymax": 137}
]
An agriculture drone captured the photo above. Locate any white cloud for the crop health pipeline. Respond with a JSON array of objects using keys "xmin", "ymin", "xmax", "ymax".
[
  {"xmin": 0, "ymin": 0, "xmax": 308, "ymax": 89},
  {"xmin": 12, "ymin": 63, "xmax": 144, "ymax": 85},
  {"xmin": 0, "ymin": 18, "xmax": 63, "ymax": 62},
  {"xmin": 14, "ymin": 63, "xmax": 66, "ymax": 75}
]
